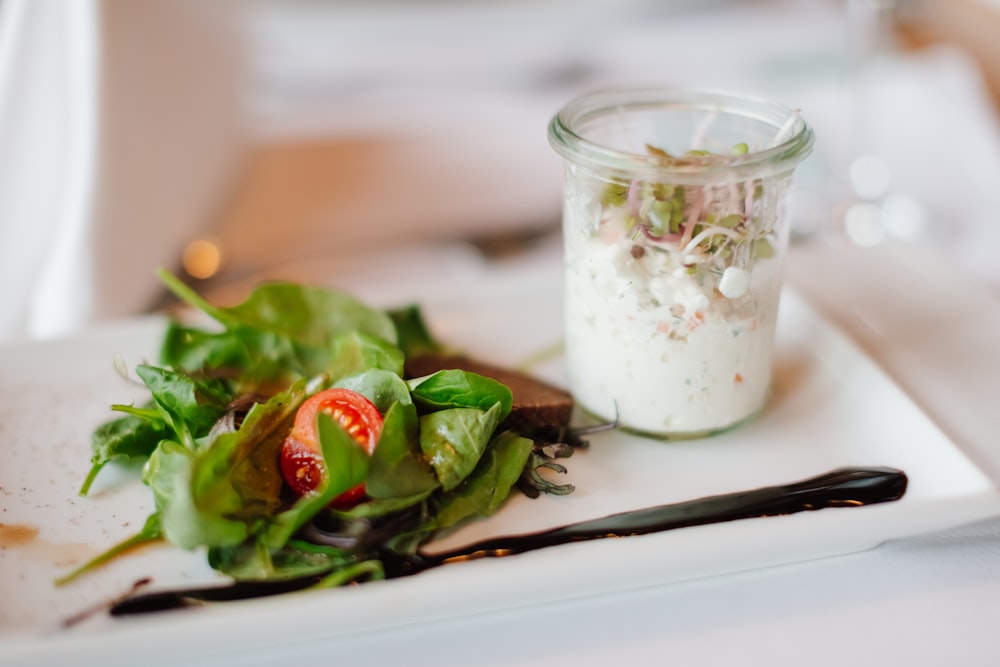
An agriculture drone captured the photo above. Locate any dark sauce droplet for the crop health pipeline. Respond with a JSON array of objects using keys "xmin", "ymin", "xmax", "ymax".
[{"xmin": 109, "ymin": 466, "xmax": 906, "ymax": 616}]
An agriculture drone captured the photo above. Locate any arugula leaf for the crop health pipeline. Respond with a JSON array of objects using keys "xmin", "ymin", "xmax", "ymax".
[
  {"xmin": 80, "ymin": 406, "xmax": 171, "ymax": 496},
  {"xmin": 135, "ymin": 364, "xmax": 230, "ymax": 450},
  {"xmin": 80, "ymin": 364, "xmax": 230, "ymax": 497},
  {"xmin": 409, "ymin": 370, "xmax": 513, "ymax": 420},
  {"xmin": 419, "ymin": 403, "xmax": 503, "ymax": 492}
]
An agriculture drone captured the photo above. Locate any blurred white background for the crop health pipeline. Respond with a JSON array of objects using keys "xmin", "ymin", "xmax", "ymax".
[{"xmin": 1, "ymin": 0, "xmax": 999, "ymax": 340}]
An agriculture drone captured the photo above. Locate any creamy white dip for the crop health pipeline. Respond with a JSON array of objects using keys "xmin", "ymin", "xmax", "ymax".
[{"xmin": 563, "ymin": 194, "xmax": 784, "ymax": 437}]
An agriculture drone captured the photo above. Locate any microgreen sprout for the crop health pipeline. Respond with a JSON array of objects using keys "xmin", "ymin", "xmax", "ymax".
[{"xmin": 596, "ymin": 142, "xmax": 781, "ymax": 295}]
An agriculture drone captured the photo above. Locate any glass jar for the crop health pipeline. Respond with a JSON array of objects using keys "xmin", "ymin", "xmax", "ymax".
[{"xmin": 548, "ymin": 88, "xmax": 814, "ymax": 438}]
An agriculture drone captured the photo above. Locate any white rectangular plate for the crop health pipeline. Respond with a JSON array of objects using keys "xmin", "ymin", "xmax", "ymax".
[{"xmin": 3, "ymin": 262, "xmax": 999, "ymax": 667}]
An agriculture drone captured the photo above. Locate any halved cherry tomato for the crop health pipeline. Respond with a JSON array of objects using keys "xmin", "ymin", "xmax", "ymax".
[{"xmin": 279, "ymin": 388, "xmax": 383, "ymax": 508}]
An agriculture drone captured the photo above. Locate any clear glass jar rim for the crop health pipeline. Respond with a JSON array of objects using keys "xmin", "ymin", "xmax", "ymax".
[{"xmin": 548, "ymin": 87, "xmax": 815, "ymax": 179}]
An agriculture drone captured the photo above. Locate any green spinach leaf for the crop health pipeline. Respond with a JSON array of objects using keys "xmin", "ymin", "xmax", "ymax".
[
  {"xmin": 323, "ymin": 332, "xmax": 404, "ymax": 382},
  {"xmin": 429, "ymin": 431, "xmax": 534, "ymax": 530},
  {"xmin": 419, "ymin": 403, "xmax": 503, "ymax": 492},
  {"xmin": 135, "ymin": 364, "xmax": 230, "ymax": 450},
  {"xmin": 334, "ymin": 368, "xmax": 412, "ymax": 415},
  {"xmin": 159, "ymin": 269, "xmax": 397, "ymax": 348},
  {"xmin": 145, "ymin": 440, "xmax": 249, "ymax": 549},
  {"xmin": 208, "ymin": 539, "xmax": 357, "ymax": 582},
  {"xmin": 80, "ymin": 406, "xmax": 170, "ymax": 496},
  {"xmin": 160, "ymin": 321, "xmax": 251, "ymax": 377},
  {"xmin": 408, "ymin": 370, "xmax": 513, "ymax": 421},
  {"xmin": 190, "ymin": 378, "xmax": 314, "ymax": 524},
  {"xmin": 386, "ymin": 304, "xmax": 446, "ymax": 358},
  {"xmin": 366, "ymin": 401, "xmax": 439, "ymax": 500}
]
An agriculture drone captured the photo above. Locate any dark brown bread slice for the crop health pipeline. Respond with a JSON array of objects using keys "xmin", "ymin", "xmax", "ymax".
[{"xmin": 403, "ymin": 353, "xmax": 573, "ymax": 433}]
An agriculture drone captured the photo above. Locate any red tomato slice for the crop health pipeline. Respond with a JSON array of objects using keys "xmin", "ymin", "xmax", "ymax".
[{"xmin": 279, "ymin": 388, "xmax": 383, "ymax": 507}]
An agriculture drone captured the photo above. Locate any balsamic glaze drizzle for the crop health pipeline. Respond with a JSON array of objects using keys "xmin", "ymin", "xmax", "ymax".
[{"xmin": 109, "ymin": 466, "xmax": 906, "ymax": 616}]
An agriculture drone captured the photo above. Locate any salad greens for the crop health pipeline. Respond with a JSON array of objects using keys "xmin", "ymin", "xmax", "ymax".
[{"xmin": 61, "ymin": 270, "xmax": 578, "ymax": 591}]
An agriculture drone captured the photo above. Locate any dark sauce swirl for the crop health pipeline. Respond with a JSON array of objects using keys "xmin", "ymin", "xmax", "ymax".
[{"xmin": 110, "ymin": 466, "xmax": 906, "ymax": 616}]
